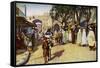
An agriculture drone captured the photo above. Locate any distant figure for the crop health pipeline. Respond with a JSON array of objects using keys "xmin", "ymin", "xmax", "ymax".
[
  {"xmin": 87, "ymin": 27, "xmax": 96, "ymax": 50},
  {"xmin": 42, "ymin": 36, "xmax": 51, "ymax": 64},
  {"xmin": 26, "ymin": 27, "xmax": 35, "ymax": 50},
  {"xmin": 45, "ymin": 29, "xmax": 53, "ymax": 59},
  {"xmin": 62, "ymin": 29, "xmax": 66, "ymax": 44},
  {"xmin": 57, "ymin": 29, "xmax": 63, "ymax": 44},
  {"xmin": 68, "ymin": 29, "xmax": 72, "ymax": 42},
  {"xmin": 42, "ymin": 36, "xmax": 48, "ymax": 63},
  {"xmin": 53, "ymin": 30, "xmax": 58, "ymax": 44},
  {"xmin": 45, "ymin": 29, "xmax": 52, "ymax": 41},
  {"xmin": 62, "ymin": 29, "xmax": 68, "ymax": 44},
  {"xmin": 71, "ymin": 25, "xmax": 76, "ymax": 44},
  {"xmin": 81, "ymin": 28, "xmax": 87, "ymax": 46},
  {"xmin": 65, "ymin": 29, "xmax": 68, "ymax": 43},
  {"xmin": 76, "ymin": 29, "xmax": 82, "ymax": 45}
]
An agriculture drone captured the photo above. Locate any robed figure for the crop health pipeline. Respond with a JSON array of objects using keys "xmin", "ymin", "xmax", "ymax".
[
  {"xmin": 71, "ymin": 26, "xmax": 76, "ymax": 44},
  {"xmin": 76, "ymin": 29, "xmax": 82, "ymax": 45},
  {"xmin": 87, "ymin": 27, "xmax": 96, "ymax": 50},
  {"xmin": 65, "ymin": 30, "xmax": 68, "ymax": 43},
  {"xmin": 68, "ymin": 30, "xmax": 72, "ymax": 42},
  {"xmin": 81, "ymin": 28, "xmax": 87, "ymax": 46},
  {"xmin": 62, "ymin": 29, "xmax": 66, "ymax": 43}
]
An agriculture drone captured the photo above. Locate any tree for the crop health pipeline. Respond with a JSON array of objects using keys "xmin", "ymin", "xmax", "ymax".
[
  {"xmin": 50, "ymin": 5, "xmax": 95, "ymax": 27},
  {"xmin": 50, "ymin": 5, "xmax": 73, "ymax": 26}
]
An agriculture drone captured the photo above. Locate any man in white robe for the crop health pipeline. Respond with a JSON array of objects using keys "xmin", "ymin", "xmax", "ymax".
[
  {"xmin": 68, "ymin": 30, "xmax": 72, "ymax": 42},
  {"xmin": 62, "ymin": 29, "xmax": 66, "ymax": 44},
  {"xmin": 65, "ymin": 30, "xmax": 68, "ymax": 43},
  {"xmin": 81, "ymin": 28, "xmax": 87, "ymax": 46},
  {"xmin": 76, "ymin": 29, "xmax": 82, "ymax": 45},
  {"xmin": 87, "ymin": 28, "xmax": 96, "ymax": 50}
]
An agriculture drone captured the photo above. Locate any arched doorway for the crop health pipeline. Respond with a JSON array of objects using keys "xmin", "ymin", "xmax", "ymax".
[{"xmin": 54, "ymin": 24, "xmax": 60, "ymax": 32}]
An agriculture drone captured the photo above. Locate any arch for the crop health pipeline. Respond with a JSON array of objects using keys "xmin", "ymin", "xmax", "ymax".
[{"xmin": 54, "ymin": 23, "xmax": 60, "ymax": 31}]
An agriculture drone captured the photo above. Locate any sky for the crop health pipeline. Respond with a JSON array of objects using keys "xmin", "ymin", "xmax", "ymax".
[{"xmin": 16, "ymin": 3, "xmax": 53, "ymax": 16}]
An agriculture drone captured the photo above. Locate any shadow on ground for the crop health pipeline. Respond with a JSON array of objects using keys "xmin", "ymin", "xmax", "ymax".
[{"xmin": 50, "ymin": 50, "xmax": 64, "ymax": 60}]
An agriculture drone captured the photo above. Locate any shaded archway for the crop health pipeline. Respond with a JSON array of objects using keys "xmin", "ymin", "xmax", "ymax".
[{"xmin": 53, "ymin": 24, "xmax": 60, "ymax": 32}]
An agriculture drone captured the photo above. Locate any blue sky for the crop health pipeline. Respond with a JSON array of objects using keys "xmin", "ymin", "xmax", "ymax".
[{"xmin": 16, "ymin": 3, "xmax": 52, "ymax": 16}]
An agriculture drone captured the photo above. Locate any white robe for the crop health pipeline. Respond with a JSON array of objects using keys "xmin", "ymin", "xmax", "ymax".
[
  {"xmin": 62, "ymin": 30, "xmax": 66, "ymax": 43},
  {"xmin": 87, "ymin": 30, "xmax": 96, "ymax": 47},
  {"xmin": 28, "ymin": 41, "xmax": 32, "ymax": 47},
  {"xmin": 81, "ymin": 29, "xmax": 87, "ymax": 45},
  {"xmin": 76, "ymin": 29, "xmax": 82, "ymax": 45},
  {"xmin": 65, "ymin": 31, "xmax": 68, "ymax": 43},
  {"xmin": 68, "ymin": 30, "xmax": 72, "ymax": 42},
  {"xmin": 53, "ymin": 31, "xmax": 58, "ymax": 45}
]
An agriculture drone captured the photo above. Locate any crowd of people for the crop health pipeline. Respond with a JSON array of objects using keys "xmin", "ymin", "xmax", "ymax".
[
  {"xmin": 41, "ymin": 24, "xmax": 96, "ymax": 63},
  {"xmin": 16, "ymin": 21, "xmax": 97, "ymax": 64},
  {"xmin": 55, "ymin": 27, "xmax": 95, "ymax": 49},
  {"xmin": 41, "ymin": 24, "xmax": 97, "ymax": 51}
]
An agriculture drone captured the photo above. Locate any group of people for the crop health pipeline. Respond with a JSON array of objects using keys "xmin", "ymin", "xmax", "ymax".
[
  {"xmin": 41, "ymin": 25, "xmax": 96, "ymax": 63},
  {"xmin": 54, "ymin": 26, "xmax": 96, "ymax": 50},
  {"xmin": 77, "ymin": 26, "xmax": 96, "ymax": 50},
  {"xmin": 42, "ymin": 24, "xmax": 96, "ymax": 52},
  {"xmin": 16, "ymin": 22, "xmax": 96, "ymax": 64}
]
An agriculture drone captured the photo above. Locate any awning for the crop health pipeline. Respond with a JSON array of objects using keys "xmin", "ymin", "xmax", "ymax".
[{"xmin": 16, "ymin": 16, "xmax": 37, "ymax": 27}]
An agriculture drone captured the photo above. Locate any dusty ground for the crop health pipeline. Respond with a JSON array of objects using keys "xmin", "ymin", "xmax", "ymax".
[{"xmin": 23, "ymin": 43, "xmax": 96, "ymax": 65}]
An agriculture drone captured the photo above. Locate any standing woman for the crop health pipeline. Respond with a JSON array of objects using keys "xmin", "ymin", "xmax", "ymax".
[
  {"xmin": 87, "ymin": 27, "xmax": 96, "ymax": 50},
  {"xmin": 65, "ymin": 29, "xmax": 69, "ymax": 43},
  {"xmin": 62, "ymin": 28, "xmax": 66, "ymax": 44},
  {"xmin": 68, "ymin": 29, "xmax": 72, "ymax": 43},
  {"xmin": 76, "ymin": 28, "xmax": 82, "ymax": 46},
  {"xmin": 81, "ymin": 28, "xmax": 87, "ymax": 46}
]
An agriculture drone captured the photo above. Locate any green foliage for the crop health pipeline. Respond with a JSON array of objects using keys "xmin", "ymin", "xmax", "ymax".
[{"xmin": 50, "ymin": 5, "xmax": 95, "ymax": 26}]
